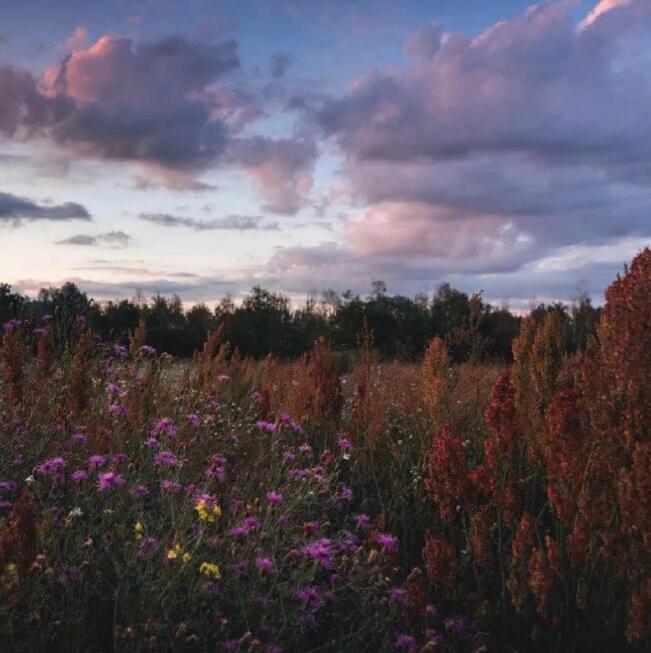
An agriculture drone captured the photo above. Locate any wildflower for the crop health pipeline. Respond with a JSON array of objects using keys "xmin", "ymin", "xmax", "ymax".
[
  {"xmin": 24, "ymin": 475, "xmax": 35, "ymax": 485},
  {"xmin": 161, "ymin": 480, "xmax": 181, "ymax": 494},
  {"xmin": 300, "ymin": 538, "xmax": 334, "ymax": 568},
  {"xmin": 204, "ymin": 454, "xmax": 226, "ymax": 482},
  {"xmin": 186, "ymin": 413, "xmax": 200, "ymax": 427},
  {"xmin": 88, "ymin": 455, "xmax": 107, "ymax": 469},
  {"xmin": 389, "ymin": 587, "xmax": 408, "ymax": 605},
  {"xmin": 71, "ymin": 431, "xmax": 87, "ymax": 445},
  {"xmin": 281, "ymin": 450, "xmax": 296, "ymax": 463},
  {"xmin": 68, "ymin": 507, "xmax": 83, "ymax": 518},
  {"xmin": 298, "ymin": 443, "xmax": 312, "ymax": 456},
  {"xmin": 140, "ymin": 345, "xmax": 157, "ymax": 356},
  {"xmin": 337, "ymin": 438, "xmax": 354, "ymax": 453},
  {"xmin": 106, "ymin": 383, "xmax": 124, "ymax": 397},
  {"xmin": 182, "ymin": 552, "xmax": 191, "ymax": 564},
  {"xmin": 97, "ymin": 471, "xmax": 125, "ymax": 491},
  {"xmin": 133, "ymin": 484, "xmax": 150, "ymax": 498},
  {"xmin": 0, "ymin": 481, "xmax": 18, "ymax": 493},
  {"xmin": 339, "ymin": 532, "xmax": 359, "ymax": 553},
  {"xmin": 150, "ymin": 418, "xmax": 177, "ymax": 439},
  {"xmin": 153, "ymin": 451, "xmax": 179, "ymax": 468},
  {"xmin": 394, "ymin": 634, "xmax": 417, "ymax": 650},
  {"xmin": 199, "ymin": 561, "xmax": 221, "ymax": 579},
  {"xmin": 354, "ymin": 514, "xmax": 371, "ymax": 529},
  {"xmin": 256, "ymin": 556, "xmax": 273, "ymax": 574},
  {"xmin": 0, "ymin": 501, "xmax": 12, "ymax": 513},
  {"xmin": 112, "ymin": 453, "xmax": 128, "ymax": 465},
  {"xmin": 195, "ymin": 498, "xmax": 222, "ymax": 523},
  {"xmin": 217, "ymin": 374, "xmax": 230, "ymax": 383},
  {"xmin": 108, "ymin": 403, "xmax": 128, "ymax": 416},
  {"xmin": 374, "ymin": 532, "xmax": 398, "ymax": 553},
  {"xmin": 35, "ymin": 456, "xmax": 67, "ymax": 478},
  {"xmin": 257, "ymin": 420, "xmax": 276, "ymax": 433},
  {"xmin": 266, "ymin": 490, "xmax": 283, "ymax": 506},
  {"xmin": 134, "ymin": 522, "xmax": 144, "ymax": 539},
  {"xmin": 297, "ymin": 585, "xmax": 325, "ymax": 611},
  {"xmin": 114, "ymin": 344, "xmax": 128, "ymax": 358},
  {"xmin": 144, "ymin": 437, "xmax": 159, "ymax": 448},
  {"xmin": 167, "ymin": 544, "xmax": 182, "ymax": 560}
]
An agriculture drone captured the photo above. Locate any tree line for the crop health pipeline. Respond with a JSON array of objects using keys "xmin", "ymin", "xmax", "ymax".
[{"xmin": 0, "ymin": 280, "xmax": 600, "ymax": 361}]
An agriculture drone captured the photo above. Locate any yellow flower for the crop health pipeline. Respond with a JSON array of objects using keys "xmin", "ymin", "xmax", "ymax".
[
  {"xmin": 195, "ymin": 499, "xmax": 222, "ymax": 523},
  {"xmin": 199, "ymin": 561, "xmax": 221, "ymax": 580},
  {"xmin": 182, "ymin": 552, "xmax": 191, "ymax": 564},
  {"xmin": 167, "ymin": 544, "xmax": 181, "ymax": 560},
  {"xmin": 134, "ymin": 521, "xmax": 144, "ymax": 540}
]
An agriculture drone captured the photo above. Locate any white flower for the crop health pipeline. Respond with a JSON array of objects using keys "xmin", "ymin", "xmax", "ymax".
[
  {"xmin": 68, "ymin": 507, "xmax": 83, "ymax": 518},
  {"xmin": 25, "ymin": 475, "xmax": 35, "ymax": 485}
]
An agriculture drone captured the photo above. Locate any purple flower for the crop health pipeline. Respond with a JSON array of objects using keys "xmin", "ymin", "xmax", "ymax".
[
  {"xmin": 106, "ymin": 383, "xmax": 124, "ymax": 397},
  {"xmin": 0, "ymin": 481, "xmax": 18, "ymax": 493},
  {"xmin": 35, "ymin": 456, "xmax": 67, "ymax": 480},
  {"xmin": 42, "ymin": 314, "xmax": 54, "ymax": 322},
  {"xmin": 88, "ymin": 455, "xmax": 107, "ymax": 469},
  {"xmin": 34, "ymin": 327, "xmax": 48, "ymax": 336},
  {"xmin": 150, "ymin": 418, "xmax": 176, "ymax": 439},
  {"xmin": 300, "ymin": 538, "xmax": 334, "ymax": 568},
  {"xmin": 445, "ymin": 616, "xmax": 471, "ymax": 636},
  {"xmin": 338, "ymin": 532, "xmax": 359, "ymax": 553},
  {"xmin": 153, "ymin": 451, "xmax": 179, "ymax": 468},
  {"xmin": 140, "ymin": 345, "xmax": 156, "ymax": 356},
  {"xmin": 266, "ymin": 490, "xmax": 283, "ymax": 506},
  {"xmin": 2, "ymin": 319, "xmax": 21, "ymax": 334},
  {"xmin": 230, "ymin": 515, "xmax": 261, "ymax": 538},
  {"xmin": 114, "ymin": 344, "xmax": 128, "ymax": 358},
  {"xmin": 112, "ymin": 453, "xmax": 129, "ymax": 465},
  {"xmin": 161, "ymin": 480, "xmax": 181, "ymax": 494},
  {"xmin": 144, "ymin": 437, "xmax": 160, "ymax": 449},
  {"xmin": 389, "ymin": 587, "xmax": 408, "ymax": 605},
  {"xmin": 186, "ymin": 413, "xmax": 200, "ymax": 427},
  {"xmin": 257, "ymin": 420, "xmax": 276, "ymax": 433},
  {"xmin": 256, "ymin": 556, "xmax": 274, "ymax": 573},
  {"xmin": 297, "ymin": 585, "xmax": 325, "ymax": 611},
  {"xmin": 375, "ymin": 531, "xmax": 398, "ymax": 553},
  {"xmin": 298, "ymin": 443, "xmax": 312, "ymax": 456},
  {"xmin": 354, "ymin": 513, "xmax": 371, "ymax": 529},
  {"xmin": 337, "ymin": 438, "xmax": 354, "ymax": 453},
  {"xmin": 0, "ymin": 501, "xmax": 12, "ymax": 513},
  {"xmin": 281, "ymin": 450, "xmax": 296, "ymax": 463},
  {"xmin": 204, "ymin": 454, "xmax": 226, "ymax": 482},
  {"xmin": 97, "ymin": 471, "xmax": 125, "ymax": 491},
  {"xmin": 71, "ymin": 431, "xmax": 88, "ymax": 445},
  {"xmin": 338, "ymin": 485, "xmax": 353, "ymax": 503},
  {"xmin": 108, "ymin": 403, "xmax": 128, "ymax": 416},
  {"xmin": 394, "ymin": 634, "xmax": 417, "ymax": 650},
  {"xmin": 71, "ymin": 470, "xmax": 88, "ymax": 483},
  {"xmin": 217, "ymin": 374, "xmax": 230, "ymax": 384},
  {"xmin": 133, "ymin": 484, "xmax": 150, "ymax": 498}
]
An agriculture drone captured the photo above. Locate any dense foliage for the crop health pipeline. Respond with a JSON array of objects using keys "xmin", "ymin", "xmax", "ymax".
[
  {"xmin": 2, "ymin": 249, "xmax": 650, "ymax": 652},
  {"xmin": 0, "ymin": 280, "xmax": 599, "ymax": 361}
]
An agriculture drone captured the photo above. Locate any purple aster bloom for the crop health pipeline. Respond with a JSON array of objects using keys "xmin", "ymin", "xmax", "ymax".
[
  {"xmin": 281, "ymin": 450, "xmax": 296, "ymax": 463},
  {"xmin": 337, "ymin": 438, "xmax": 354, "ymax": 453},
  {"xmin": 114, "ymin": 344, "xmax": 128, "ymax": 358},
  {"xmin": 108, "ymin": 403, "xmax": 128, "ymax": 416},
  {"xmin": 161, "ymin": 480, "xmax": 181, "ymax": 493},
  {"xmin": 257, "ymin": 420, "xmax": 276, "ymax": 433},
  {"xmin": 297, "ymin": 585, "xmax": 324, "ymax": 611},
  {"xmin": 35, "ymin": 456, "xmax": 67, "ymax": 479},
  {"xmin": 291, "ymin": 421, "xmax": 305, "ymax": 435},
  {"xmin": 389, "ymin": 587, "xmax": 408, "ymax": 605},
  {"xmin": 256, "ymin": 556, "xmax": 274, "ymax": 573},
  {"xmin": 338, "ymin": 532, "xmax": 359, "ymax": 553},
  {"xmin": 204, "ymin": 454, "xmax": 226, "ymax": 482},
  {"xmin": 298, "ymin": 443, "xmax": 312, "ymax": 455},
  {"xmin": 71, "ymin": 470, "xmax": 88, "ymax": 483},
  {"xmin": 0, "ymin": 481, "xmax": 18, "ymax": 493},
  {"xmin": 144, "ymin": 437, "xmax": 160, "ymax": 449},
  {"xmin": 140, "ymin": 345, "xmax": 156, "ymax": 356},
  {"xmin": 354, "ymin": 513, "xmax": 371, "ymax": 529},
  {"xmin": 33, "ymin": 327, "xmax": 47, "ymax": 336},
  {"xmin": 186, "ymin": 413, "xmax": 200, "ymax": 427},
  {"xmin": 97, "ymin": 471, "xmax": 125, "ymax": 491},
  {"xmin": 106, "ymin": 383, "xmax": 124, "ymax": 397},
  {"xmin": 300, "ymin": 538, "xmax": 334, "ymax": 568},
  {"xmin": 217, "ymin": 374, "xmax": 230, "ymax": 383},
  {"xmin": 71, "ymin": 431, "xmax": 88, "ymax": 445},
  {"xmin": 394, "ymin": 634, "xmax": 417, "ymax": 650},
  {"xmin": 88, "ymin": 455, "xmax": 107, "ymax": 469},
  {"xmin": 2, "ymin": 319, "xmax": 21, "ymax": 334},
  {"xmin": 150, "ymin": 417, "xmax": 176, "ymax": 439},
  {"xmin": 112, "ymin": 453, "xmax": 128, "ymax": 465},
  {"xmin": 445, "ymin": 616, "xmax": 471, "ymax": 636},
  {"xmin": 375, "ymin": 531, "xmax": 398, "ymax": 553},
  {"xmin": 42, "ymin": 314, "xmax": 54, "ymax": 321},
  {"xmin": 133, "ymin": 484, "xmax": 150, "ymax": 498},
  {"xmin": 266, "ymin": 490, "xmax": 283, "ymax": 506},
  {"xmin": 233, "ymin": 561, "xmax": 248, "ymax": 576},
  {"xmin": 153, "ymin": 451, "xmax": 178, "ymax": 468},
  {"xmin": 338, "ymin": 485, "xmax": 353, "ymax": 502}
]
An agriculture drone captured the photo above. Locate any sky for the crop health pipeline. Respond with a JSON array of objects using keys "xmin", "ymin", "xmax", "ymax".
[{"xmin": 1, "ymin": 0, "xmax": 651, "ymax": 310}]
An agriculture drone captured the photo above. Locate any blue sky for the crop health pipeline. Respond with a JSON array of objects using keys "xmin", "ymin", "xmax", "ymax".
[{"xmin": 1, "ymin": 0, "xmax": 650, "ymax": 309}]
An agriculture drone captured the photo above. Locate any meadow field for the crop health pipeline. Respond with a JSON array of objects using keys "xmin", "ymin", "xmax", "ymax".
[{"xmin": 1, "ymin": 249, "xmax": 651, "ymax": 652}]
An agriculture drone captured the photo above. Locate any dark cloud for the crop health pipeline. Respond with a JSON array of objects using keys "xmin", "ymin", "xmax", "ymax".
[
  {"xmin": 233, "ymin": 136, "xmax": 317, "ymax": 214},
  {"xmin": 56, "ymin": 230, "xmax": 131, "ymax": 248},
  {"xmin": 138, "ymin": 212, "xmax": 278, "ymax": 231},
  {"xmin": 0, "ymin": 190, "xmax": 90, "ymax": 225}
]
